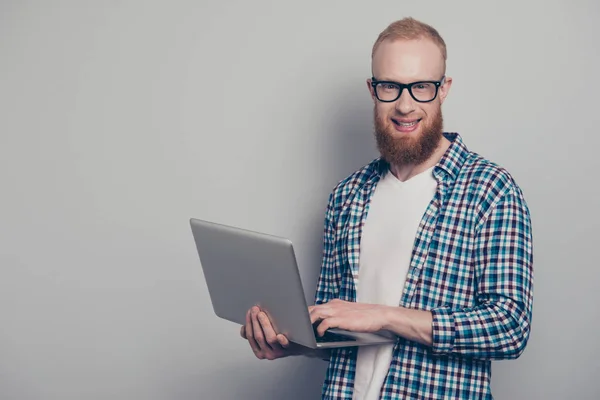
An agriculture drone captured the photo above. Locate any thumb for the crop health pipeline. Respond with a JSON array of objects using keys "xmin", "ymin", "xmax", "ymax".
[{"xmin": 277, "ymin": 334, "xmax": 290, "ymax": 348}]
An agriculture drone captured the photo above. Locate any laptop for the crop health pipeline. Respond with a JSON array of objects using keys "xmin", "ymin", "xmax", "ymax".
[{"xmin": 190, "ymin": 218, "xmax": 395, "ymax": 349}]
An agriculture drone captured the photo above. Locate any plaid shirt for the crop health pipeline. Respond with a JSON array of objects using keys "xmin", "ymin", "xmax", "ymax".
[{"xmin": 315, "ymin": 133, "xmax": 534, "ymax": 399}]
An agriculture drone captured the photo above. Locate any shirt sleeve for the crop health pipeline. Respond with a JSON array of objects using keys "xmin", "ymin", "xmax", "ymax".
[
  {"xmin": 314, "ymin": 192, "xmax": 338, "ymax": 306},
  {"xmin": 430, "ymin": 187, "xmax": 534, "ymax": 359}
]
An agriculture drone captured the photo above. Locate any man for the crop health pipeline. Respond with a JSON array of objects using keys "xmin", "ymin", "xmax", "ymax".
[{"xmin": 241, "ymin": 17, "xmax": 534, "ymax": 400}]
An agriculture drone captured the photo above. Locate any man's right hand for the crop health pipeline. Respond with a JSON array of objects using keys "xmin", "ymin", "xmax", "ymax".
[{"xmin": 240, "ymin": 306, "xmax": 304, "ymax": 360}]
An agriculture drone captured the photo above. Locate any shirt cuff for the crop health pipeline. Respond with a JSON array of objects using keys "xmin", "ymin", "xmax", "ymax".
[{"xmin": 431, "ymin": 306, "xmax": 455, "ymax": 355}]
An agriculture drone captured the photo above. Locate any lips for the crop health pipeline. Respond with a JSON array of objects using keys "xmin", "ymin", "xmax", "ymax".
[{"xmin": 392, "ymin": 118, "xmax": 421, "ymax": 133}]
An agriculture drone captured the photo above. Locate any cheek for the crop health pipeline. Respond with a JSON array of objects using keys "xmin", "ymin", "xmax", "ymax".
[
  {"xmin": 424, "ymin": 100, "xmax": 443, "ymax": 115},
  {"xmin": 375, "ymin": 104, "xmax": 394, "ymax": 120},
  {"xmin": 418, "ymin": 104, "xmax": 437, "ymax": 119}
]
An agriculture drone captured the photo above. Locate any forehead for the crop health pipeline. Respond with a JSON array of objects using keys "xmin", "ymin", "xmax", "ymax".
[{"xmin": 372, "ymin": 38, "xmax": 445, "ymax": 81}]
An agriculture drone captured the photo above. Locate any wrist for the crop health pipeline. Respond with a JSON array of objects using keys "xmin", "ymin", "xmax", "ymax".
[{"xmin": 381, "ymin": 305, "xmax": 403, "ymax": 332}]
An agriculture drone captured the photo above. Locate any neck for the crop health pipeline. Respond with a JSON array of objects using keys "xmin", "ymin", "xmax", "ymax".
[{"xmin": 389, "ymin": 136, "xmax": 451, "ymax": 182}]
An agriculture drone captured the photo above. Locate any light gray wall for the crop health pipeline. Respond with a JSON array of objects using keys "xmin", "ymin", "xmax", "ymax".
[{"xmin": 1, "ymin": 1, "xmax": 598, "ymax": 399}]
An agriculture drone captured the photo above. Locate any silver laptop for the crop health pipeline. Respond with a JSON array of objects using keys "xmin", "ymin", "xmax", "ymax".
[{"xmin": 190, "ymin": 218, "xmax": 395, "ymax": 349}]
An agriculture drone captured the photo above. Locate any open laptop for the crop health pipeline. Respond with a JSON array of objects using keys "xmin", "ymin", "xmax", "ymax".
[{"xmin": 190, "ymin": 218, "xmax": 395, "ymax": 349}]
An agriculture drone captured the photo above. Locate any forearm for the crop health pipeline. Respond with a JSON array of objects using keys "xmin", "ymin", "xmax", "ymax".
[
  {"xmin": 381, "ymin": 299, "xmax": 530, "ymax": 360},
  {"xmin": 382, "ymin": 306, "xmax": 433, "ymax": 346}
]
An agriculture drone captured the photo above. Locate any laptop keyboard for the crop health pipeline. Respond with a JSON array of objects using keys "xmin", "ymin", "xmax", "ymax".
[{"xmin": 314, "ymin": 327, "xmax": 357, "ymax": 343}]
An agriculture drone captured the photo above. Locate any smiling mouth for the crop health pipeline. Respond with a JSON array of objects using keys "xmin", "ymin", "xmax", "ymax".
[
  {"xmin": 391, "ymin": 118, "xmax": 422, "ymax": 133},
  {"xmin": 393, "ymin": 118, "xmax": 421, "ymax": 127}
]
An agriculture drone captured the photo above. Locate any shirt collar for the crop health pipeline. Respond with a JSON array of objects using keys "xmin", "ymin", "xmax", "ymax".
[{"xmin": 434, "ymin": 132, "xmax": 469, "ymax": 181}]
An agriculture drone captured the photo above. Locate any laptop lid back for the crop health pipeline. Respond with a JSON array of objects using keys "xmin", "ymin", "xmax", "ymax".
[{"xmin": 190, "ymin": 218, "xmax": 318, "ymax": 348}]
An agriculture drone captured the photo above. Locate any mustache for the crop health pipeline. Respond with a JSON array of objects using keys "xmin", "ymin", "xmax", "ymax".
[
  {"xmin": 390, "ymin": 112, "xmax": 420, "ymax": 118},
  {"xmin": 375, "ymin": 110, "xmax": 426, "ymax": 123}
]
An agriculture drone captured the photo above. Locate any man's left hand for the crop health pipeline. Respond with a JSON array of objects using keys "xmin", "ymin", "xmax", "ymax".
[{"xmin": 309, "ymin": 299, "xmax": 389, "ymax": 336}]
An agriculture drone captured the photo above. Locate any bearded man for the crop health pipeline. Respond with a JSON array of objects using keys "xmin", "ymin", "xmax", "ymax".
[{"xmin": 241, "ymin": 17, "xmax": 534, "ymax": 400}]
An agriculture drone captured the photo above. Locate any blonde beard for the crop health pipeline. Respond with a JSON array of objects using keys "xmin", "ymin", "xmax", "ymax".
[{"xmin": 373, "ymin": 106, "xmax": 444, "ymax": 166}]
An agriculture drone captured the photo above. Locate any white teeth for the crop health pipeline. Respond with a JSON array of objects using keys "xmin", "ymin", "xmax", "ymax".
[{"xmin": 398, "ymin": 121, "xmax": 418, "ymax": 127}]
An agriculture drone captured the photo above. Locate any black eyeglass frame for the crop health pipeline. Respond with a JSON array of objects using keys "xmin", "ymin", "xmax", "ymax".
[{"xmin": 370, "ymin": 76, "xmax": 446, "ymax": 103}]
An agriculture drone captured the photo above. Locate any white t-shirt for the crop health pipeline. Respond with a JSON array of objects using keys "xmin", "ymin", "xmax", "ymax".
[{"xmin": 352, "ymin": 167, "xmax": 437, "ymax": 400}]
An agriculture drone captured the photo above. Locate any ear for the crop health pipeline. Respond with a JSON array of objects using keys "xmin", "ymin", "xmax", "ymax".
[
  {"xmin": 366, "ymin": 78, "xmax": 377, "ymax": 102},
  {"xmin": 439, "ymin": 76, "xmax": 453, "ymax": 105}
]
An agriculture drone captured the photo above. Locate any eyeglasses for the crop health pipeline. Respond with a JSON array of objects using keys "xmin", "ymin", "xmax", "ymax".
[{"xmin": 370, "ymin": 76, "xmax": 445, "ymax": 103}]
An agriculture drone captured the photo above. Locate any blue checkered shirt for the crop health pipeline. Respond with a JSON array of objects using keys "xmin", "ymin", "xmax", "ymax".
[{"xmin": 315, "ymin": 133, "xmax": 534, "ymax": 399}]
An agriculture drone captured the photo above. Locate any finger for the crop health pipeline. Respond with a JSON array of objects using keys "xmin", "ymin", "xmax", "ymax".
[
  {"xmin": 277, "ymin": 334, "xmax": 290, "ymax": 348},
  {"xmin": 316, "ymin": 318, "xmax": 337, "ymax": 337},
  {"xmin": 258, "ymin": 312, "xmax": 281, "ymax": 349},
  {"xmin": 309, "ymin": 305, "xmax": 328, "ymax": 325},
  {"xmin": 309, "ymin": 306, "xmax": 320, "ymax": 324},
  {"xmin": 240, "ymin": 325, "xmax": 246, "ymax": 339},
  {"xmin": 245, "ymin": 308, "xmax": 260, "ymax": 355},
  {"xmin": 251, "ymin": 307, "xmax": 270, "ymax": 352}
]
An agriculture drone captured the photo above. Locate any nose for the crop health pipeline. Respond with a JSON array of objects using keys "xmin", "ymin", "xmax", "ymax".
[{"xmin": 395, "ymin": 87, "xmax": 416, "ymax": 115}]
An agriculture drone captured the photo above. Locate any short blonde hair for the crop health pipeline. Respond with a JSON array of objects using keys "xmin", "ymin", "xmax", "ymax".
[{"xmin": 372, "ymin": 17, "xmax": 447, "ymax": 67}]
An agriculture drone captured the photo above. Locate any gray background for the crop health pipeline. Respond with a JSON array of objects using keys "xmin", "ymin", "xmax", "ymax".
[{"xmin": 1, "ymin": 1, "xmax": 598, "ymax": 399}]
